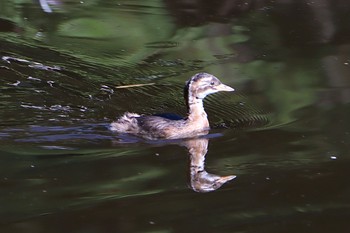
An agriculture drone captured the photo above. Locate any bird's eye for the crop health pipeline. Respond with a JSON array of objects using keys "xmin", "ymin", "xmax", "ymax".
[{"xmin": 210, "ymin": 81, "xmax": 215, "ymax": 86}]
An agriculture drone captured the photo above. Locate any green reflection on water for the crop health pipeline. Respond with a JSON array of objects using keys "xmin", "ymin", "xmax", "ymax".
[{"xmin": 1, "ymin": 0, "xmax": 350, "ymax": 232}]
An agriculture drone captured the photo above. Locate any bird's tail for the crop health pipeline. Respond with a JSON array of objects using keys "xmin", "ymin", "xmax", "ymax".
[{"xmin": 110, "ymin": 112, "xmax": 140, "ymax": 133}]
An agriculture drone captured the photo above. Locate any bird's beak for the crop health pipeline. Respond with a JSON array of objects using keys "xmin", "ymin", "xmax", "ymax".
[
  {"xmin": 217, "ymin": 175, "xmax": 237, "ymax": 183},
  {"xmin": 216, "ymin": 83, "xmax": 235, "ymax": 92}
]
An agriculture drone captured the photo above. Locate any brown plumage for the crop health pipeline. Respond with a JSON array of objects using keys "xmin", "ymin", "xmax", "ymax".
[{"xmin": 110, "ymin": 73, "xmax": 234, "ymax": 140}]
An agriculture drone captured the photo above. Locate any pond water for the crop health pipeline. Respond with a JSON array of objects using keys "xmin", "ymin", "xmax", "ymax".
[{"xmin": 1, "ymin": 0, "xmax": 350, "ymax": 232}]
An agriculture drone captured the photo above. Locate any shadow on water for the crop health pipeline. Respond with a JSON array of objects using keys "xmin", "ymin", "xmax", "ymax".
[{"xmin": 1, "ymin": 0, "xmax": 350, "ymax": 232}]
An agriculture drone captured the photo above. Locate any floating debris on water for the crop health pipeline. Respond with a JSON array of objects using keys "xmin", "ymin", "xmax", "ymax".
[{"xmin": 115, "ymin": 83, "xmax": 155, "ymax": 89}]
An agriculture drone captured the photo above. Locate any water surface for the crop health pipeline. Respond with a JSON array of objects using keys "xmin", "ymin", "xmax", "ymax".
[{"xmin": 1, "ymin": 0, "xmax": 350, "ymax": 232}]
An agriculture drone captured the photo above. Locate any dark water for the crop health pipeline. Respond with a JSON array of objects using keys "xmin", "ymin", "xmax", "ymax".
[{"xmin": 1, "ymin": 0, "xmax": 350, "ymax": 232}]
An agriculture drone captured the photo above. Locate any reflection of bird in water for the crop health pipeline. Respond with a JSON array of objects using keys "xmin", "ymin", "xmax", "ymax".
[
  {"xmin": 110, "ymin": 73, "xmax": 234, "ymax": 140},
  {"xmin": 183, "ymin": 138, "xmax": 236, "ymax": 192}
]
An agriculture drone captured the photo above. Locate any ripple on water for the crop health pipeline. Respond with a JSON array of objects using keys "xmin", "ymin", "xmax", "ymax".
[{"xmin": 145, "ymin": 41, "xmax": 179, "ymax": 48}]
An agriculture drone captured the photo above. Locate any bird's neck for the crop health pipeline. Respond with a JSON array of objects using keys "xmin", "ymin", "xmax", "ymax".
[{"xmin": 187, "ymin": 96, "xmax": 208, "ymax": 123}]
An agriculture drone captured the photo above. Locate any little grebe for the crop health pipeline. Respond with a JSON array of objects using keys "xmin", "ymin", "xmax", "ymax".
[{"xmin": 110, "ymin": 73, "xmax": 234, "ymax": 140}]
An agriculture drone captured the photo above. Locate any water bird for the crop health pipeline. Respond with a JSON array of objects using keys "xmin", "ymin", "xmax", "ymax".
[{"xmin": 110, "ymin": 73, "xmax": 235, "ymax": 140}]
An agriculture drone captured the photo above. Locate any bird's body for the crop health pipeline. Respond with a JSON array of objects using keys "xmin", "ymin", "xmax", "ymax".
[{"xmin": 110, "ymin": 73, "xmax": 234, "ymax": 140}]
